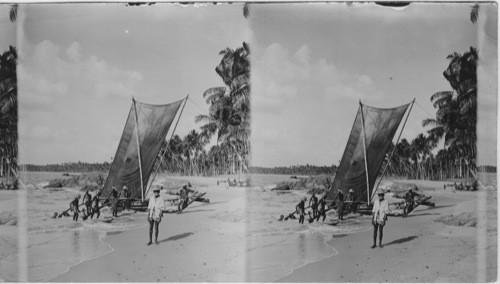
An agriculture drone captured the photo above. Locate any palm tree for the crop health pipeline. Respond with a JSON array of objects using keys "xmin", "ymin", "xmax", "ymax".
[
  {"xmin": 423, "ymin": 47, "xmax": 477, "ymax": 178},
  {"xmin": 0, "ymin": 46, "xmax": 17, "ymax": 179},
  {"xmin": 196, "ymin": 43, "xmax": 251, "ymax": 176}
]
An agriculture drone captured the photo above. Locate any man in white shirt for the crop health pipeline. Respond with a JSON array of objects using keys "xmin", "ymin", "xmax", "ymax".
[
  {"xmin": 147, "ymin": 188, "xmax": 165, "ymax": 245},
  {"xmin": 372, "ymin": 191, "xmax": 389, "ymax": 248}
]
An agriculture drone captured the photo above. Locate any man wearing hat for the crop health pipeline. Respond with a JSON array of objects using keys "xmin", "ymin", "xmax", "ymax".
[
  {"xmin": 347, "ymin": 188, "xmax": 357, "ymax": 213},
  {"xmin": 371, "ymin": 190, "xmax": 389, "ymax": 248},
  {"xmin": 121, "ymin": 185, "xmax": 131, "ymax": 211},
  {"xmin": 147, "ymin": 188, "xmax": 165, "ymax": 245}
]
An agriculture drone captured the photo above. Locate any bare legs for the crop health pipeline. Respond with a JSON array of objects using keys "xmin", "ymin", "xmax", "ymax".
[{"xmin": 372, "ymin": 223, "xmax": 384, "ymax": 248}]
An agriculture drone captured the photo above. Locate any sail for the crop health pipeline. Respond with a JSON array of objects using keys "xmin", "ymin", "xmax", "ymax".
[
  {"xmin": 327, "ymin": 102, "xmax": 411, "ymax": 203},
  {"xmin": 103, "ymin": 99, "xmax": 183, "ymax": 200}
]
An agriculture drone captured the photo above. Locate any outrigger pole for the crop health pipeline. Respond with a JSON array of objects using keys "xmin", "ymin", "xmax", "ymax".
[
  {"xmin": 359, "ymin": 101, "xmax": 371, "ymax": 204},
  {"xmin": 132, "ymin": 97, "xmax": 145, "ymax": 202},
  {"xmin": 371, "ymin": 98, "xmax": 415, "ymax": 200},
  {"xmin": 145, "ymin": 95, "xmax": 189, "ymax": 197}
]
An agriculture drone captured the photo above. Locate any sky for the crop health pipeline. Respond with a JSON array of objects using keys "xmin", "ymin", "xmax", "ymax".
[
  {"xmin": 249, "ymin": 2, "xmax": 497, "ymax": 167},
  {"xmin": 17, "ymin": 3, "xmax": 251, "ymax": 164},
  {"xmin": 0, "ymin": 5, "xmax": 16, "ymax": 54}
]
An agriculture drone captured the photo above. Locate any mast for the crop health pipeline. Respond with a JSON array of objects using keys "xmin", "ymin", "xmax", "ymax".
[
  {"xmin": 133, "ymin": 97, "xmax": 145, "ymax": 202},
  {"xmin": 360, "ymin": 101, "xmax": 371, "ymax": 204},
  {"xmin": 372, "ymin": 98, "xmax": 415, "ymax": 199},
  {"xmin": 145, "ymin": 95, "xmax": 189, "ymax": 196}
]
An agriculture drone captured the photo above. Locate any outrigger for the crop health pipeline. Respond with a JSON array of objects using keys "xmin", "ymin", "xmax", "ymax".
[{"xmin": 281, "ymin": 99, "xmax": 431, "ymax": 221}]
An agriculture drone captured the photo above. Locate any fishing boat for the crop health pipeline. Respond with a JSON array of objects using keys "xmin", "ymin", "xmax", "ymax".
[
  {"xmin": 325, "ymin": 100, "xmax": 415, "ymax": 214},
  {"xmin": 100, "ymin": 96, "xmax": 188, "ymax": 211}
]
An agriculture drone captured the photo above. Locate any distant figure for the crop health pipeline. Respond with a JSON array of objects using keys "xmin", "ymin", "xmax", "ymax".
[
  {"xmin": 347, "ymin": 188, "xmax": 357, "ymax": 213},
  {"xmin": 296, "ymin": 197, "xmax": 307, "ymax": 224},
  {"xmin": 70, "ymin": 194, "xmax": 81, "ymax": 221},
  {"xmin": 91, "ymin": 191, "xmax": 102, "ymax": 219},
  {"xmin": 83, "ymin": 190, "xmax": 92, "ymax": 216},
  {"xmin": 316, "ymin": 193, "xmax": 327, "ymax": 222},
  {"xmin": 309, "ymin": 193, "xmax": 319, "ymax": 218},
  {"xmin": 147, "ymin": 188, "xmax": 164, "ymax": 245},
  {"xmin": 108, "ymin": 187, "xmax": 119, "ymax": 217},
  {"xmin": 121, "ymin": 185, "xmax": 130, "ymax": 211},
  {"xmin": 178, "ymin": 185, "xmax": 194, "ymax": 214},
  {"xmin": 403, "ymin": 188, "xmax": 421, "ymax": 216},
  {"xmin": 217, "ymin": 180, "xmax": 220, "ymax": 186},
  {"xmin": 333, "ymin": 190, "xmax": 345, "ymax": 220},
  {"xmin": 372, "ymin": 191, "xmax": 389, "ymax": 248}
]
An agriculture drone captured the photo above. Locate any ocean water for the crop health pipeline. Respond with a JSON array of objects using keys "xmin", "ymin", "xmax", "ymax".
[
  {"xmin": 21, "ymin": 172, "xmax": 153, "ymax": 281},
  {"xmin": 245, "ymin": 174, "xmax": 371, "ymax": 282}
]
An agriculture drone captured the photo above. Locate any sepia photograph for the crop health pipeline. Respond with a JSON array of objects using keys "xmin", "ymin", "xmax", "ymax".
[
  {"xmin": 247, "ymin": 2, "xmax": 497, "ymax": 282},
  {"xmin": 13, "ymin": 3, "xmax": 250, "ymax": 282},
  {"xmin": 0, "ymin": 1, "xmax": 497, "ymax": 283}
]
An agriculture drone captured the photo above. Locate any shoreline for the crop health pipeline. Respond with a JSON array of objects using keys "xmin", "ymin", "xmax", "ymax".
[{"xmin": 277, "ymin": 183, "xmax": 497, "ymax": 282}]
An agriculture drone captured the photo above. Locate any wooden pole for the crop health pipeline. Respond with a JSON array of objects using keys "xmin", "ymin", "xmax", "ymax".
[
  {"xmin": 359, "ymin": 101, "xmax": 371, "ymax": 204},
  {"xmin": 372, "ymin": 99, "xmax": 415, "ymax": 199},
  {"xmin": 133, "ymin": 98, "xmax": 145, "ymax": 202},
  {"xmin": 145, "ymin": 95, "xmax": 189, "ymax": 196}
]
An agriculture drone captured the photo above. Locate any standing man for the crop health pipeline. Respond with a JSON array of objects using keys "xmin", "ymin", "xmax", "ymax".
[
  {"xmin": 309, "ymin": 193, "xmax": 319, "ymax": 218},
  {"xmin": 108, "ymin": 186, "xmax": 119, "ymax": 217},
  {"xmin": 147, "ymin": 188, "xmax": 164, "ymax": 245},
  {"xmin": 82, "ymin": 189, "xmax": 92, "ymax": 216},
  {"xmin": 90, "ymin": 191, "xmax": 102, "ymax": 219},
  {"xmin": 333, "ymin": 189, "xmax": 345, "ymax": 221},
  {"xmin": 296, "ymin": 197, "xmax": 307, "ymax": 224},
  {"xmin": 121, "ymin": 185, "xmax": 131, "ymax": 211},
  {"xmin": 316, "ymin": 193, "xmax": 327, "ymax": 222},
  {"xmin": 372, "ymin": 191, "xmax": 389, "ymax": 248},
  {"xmin": 70, "ymin": 194, "xmax": 81, "ymax": 222},
  {"xmin": 347, "ymin": 188, "xmax": 357, "ymax": 213}
]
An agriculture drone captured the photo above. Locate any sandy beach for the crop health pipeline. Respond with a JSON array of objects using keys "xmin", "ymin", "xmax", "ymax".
[
  {"xmin": 278, "ymin": 179, "xmax": 497, "ymax": 282},
  {"xmin": 4, "ymin": 172, "xmax": 497, "ymax": 282},
  {"xmin": 22, "ymin": 173, "xmax": 247, "ymax": 282},
  {"xmin": 0, "ymin": 189, "xmax": 20, "ymax": 282}
]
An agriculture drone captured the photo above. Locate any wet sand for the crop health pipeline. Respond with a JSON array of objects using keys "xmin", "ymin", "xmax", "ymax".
[
  {"xmin": 51, "ymin": 176, "xmax": 247, "ymax": 282},
  {"xmin": 278, "ymin": 180, "xmax": 497, "ymax": 282},
  {"xmin": 0, "ymin": 190, "xmax": 20, "ymax": 282}
]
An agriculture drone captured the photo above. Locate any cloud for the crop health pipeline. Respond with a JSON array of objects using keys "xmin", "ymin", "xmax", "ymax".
[
  {"xmin": 252, "ymin": 43, "xmax": 383, "ymax": 113},
  {"xmin": 19, "ymin": 40, "xmax": 145, "ymax": 110}
]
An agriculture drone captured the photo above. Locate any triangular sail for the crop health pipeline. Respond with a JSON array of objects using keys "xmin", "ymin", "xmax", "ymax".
[
  {"xmin": 326, "ymin": 102, "xmax": 411, "ymax": 204},
  {"xmin": 102, "ymin": 99, "xmax": 183, "ymax": 200}
]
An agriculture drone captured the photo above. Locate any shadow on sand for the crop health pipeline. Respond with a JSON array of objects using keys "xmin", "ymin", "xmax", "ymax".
[
  {"xmin": 406, "ymin": 212, "xmax": 441, "ymax": 217},
  {"xmin": 384, "ymin": 235, "xmax": 418, "ymax": 246},
  {"xmin": 159, "ymin": 232, "xmax": 194, "ymax": 243}
]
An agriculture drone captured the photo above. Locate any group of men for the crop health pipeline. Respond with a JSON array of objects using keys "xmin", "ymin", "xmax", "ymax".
[
  {"xmin": 295, "ymin": 188, "xmax": 357, "ymax": 224},
  {"xmin": 69, "ymin": 190, "xmax": 102, "ymax": 221},
  {"xmin": 293, "ymin": 186, "xmax": 423, "ymax": 248},
  {"xmin": 69, "ymin": 185, "xmax": 131, "ymax": 221}
]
